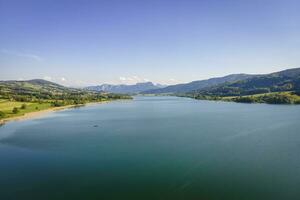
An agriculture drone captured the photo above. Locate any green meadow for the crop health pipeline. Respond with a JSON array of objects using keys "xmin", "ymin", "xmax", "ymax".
[{"xmin": 0, "ymin": 100, "xmax": 52, "ymax": 119}]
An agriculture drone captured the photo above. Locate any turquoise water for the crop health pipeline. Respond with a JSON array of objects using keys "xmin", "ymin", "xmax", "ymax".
[{"xmin": 1, "ymin": 96, "xmax": 300, "ymax": 200}]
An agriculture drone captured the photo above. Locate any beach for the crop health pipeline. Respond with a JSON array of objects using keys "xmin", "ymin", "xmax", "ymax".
[
  {"xmin": 0, "ymin": 105, "xmax": 76, "ymax": 124},
  {"xmin": 0, "ymin": 100, "xmax": 131, "ymax": 125}
]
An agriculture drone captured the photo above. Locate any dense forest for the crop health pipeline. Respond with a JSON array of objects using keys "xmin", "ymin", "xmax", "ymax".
[
  {"xmin": 181, "ymin": 92, "xmax": 300, "ymax": 104},
  {"xmin": 181, "ymin": 68, "xmax": 300, "ymax": 104}
]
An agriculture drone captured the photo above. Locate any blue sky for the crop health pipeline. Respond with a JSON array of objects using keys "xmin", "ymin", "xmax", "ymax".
[{"xmin": 1, "ymin": 0, "xmax": 299, "ymax": 86}]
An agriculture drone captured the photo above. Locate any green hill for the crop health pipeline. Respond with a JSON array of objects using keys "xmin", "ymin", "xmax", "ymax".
[
  {"xmin": 181, "ymin": 68, "xmax": 300, "ymax": 104},
  {"xmin": 194, "ymin": 68, "xmax": 300, "ymax": 96},
  {"xmin": 0, "ymin": 79, "xmax": 131, "ymax": 102},
  {"xmin": 0, "ymin": 79, "xmax": 78, "ymax": 98},
  {"xmin": 142, "ymin": 74, "xmax": 255, "ymax": 94},
  {"xmin": 0, "ymin": 79, "xmax": 132, "ymax": 120}
]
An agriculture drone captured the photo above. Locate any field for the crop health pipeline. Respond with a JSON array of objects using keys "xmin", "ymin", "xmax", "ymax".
[{"xmin": 0, "ymin": 100, "xmax": 52, "ymax": 119}]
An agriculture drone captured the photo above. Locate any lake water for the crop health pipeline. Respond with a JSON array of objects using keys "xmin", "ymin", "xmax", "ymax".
[{"xmin": 1, "ymin": 96, "xmax": 300, "ymax": 200}]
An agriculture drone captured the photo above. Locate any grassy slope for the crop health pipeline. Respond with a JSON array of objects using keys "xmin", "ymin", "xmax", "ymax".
[
  {"xmin": 0, "ymin": 79, "xmax": 132, "ymax": 120},
  {"xmin": 0, "ymin": 100, "xmax": 52, "ymax": 119}
]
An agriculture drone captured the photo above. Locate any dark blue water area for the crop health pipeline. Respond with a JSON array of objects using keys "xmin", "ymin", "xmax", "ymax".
[{"xmin": 1, "ymin": 96, "xmax": 300, "ymax": 200}]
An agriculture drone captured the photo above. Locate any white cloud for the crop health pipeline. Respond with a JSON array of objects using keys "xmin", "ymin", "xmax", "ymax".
[
  {"xmin": 127, "ymin": 77, "xmax": 134, "ymax": 81},
  {"xmin": 43, "ymin": 76, "xmax": 52, "ymax": 81},
  {"xmin": 118, "ymin": 76, "xmax": 151, "ymax": 84},
  {"xmin": 41, "ymin": 76, "xmax": 72, "ymax": 86},
  {"xmin": 157, "ymin": 78, "xmax": 181, "ymax": 85},
  {"xmin": 1, "ymin": 49, "xmax": 43, "ymax": 61}
]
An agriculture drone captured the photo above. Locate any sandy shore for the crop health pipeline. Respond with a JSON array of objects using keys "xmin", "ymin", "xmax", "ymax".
[
  {"xmin": 0, "ymin": 101, "xmax": 111, "ymax": 125},
  {"xmin": 0, "ymin": 105, "xmax": 77, "ymax": 125},
  {"xmin": 0, "ymin": 99, "xmax": 132, "ymax": 125}
]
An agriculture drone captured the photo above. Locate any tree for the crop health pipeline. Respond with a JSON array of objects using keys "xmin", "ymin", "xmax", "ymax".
[
  {"xmin": 21, "ymin": 103, "xmax": 27, "ymax": 109},
  {"xmin": 233, "ymin": 96, "xmax": 256, "ymax": 103},
  {"xmin": 0, "ymin": 111, "xmax": 5, "ymax": 119},
  {"xmin": 12, "ymin": 107, "xmax": 19, "ymax": 114},
  {"xmin": 52, "ymin": 101, "xmax": 64, "ymax": 107}
]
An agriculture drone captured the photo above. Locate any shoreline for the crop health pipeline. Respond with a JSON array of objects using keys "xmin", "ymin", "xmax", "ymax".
[{"xmin": 0, "ymin": 101, "xmax": 110, "ymax": 125}]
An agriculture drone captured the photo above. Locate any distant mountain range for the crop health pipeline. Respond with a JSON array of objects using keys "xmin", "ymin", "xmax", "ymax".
[
  {"xmin": 142, "ymin": 68, "xmax": 300, "ymax": 95},
  {"xmin": 2, "ymin": 68, "xmax": 299, "ymax": 98},
  {"xmin": 85, "ymin": 82, "xmax": 165, "ymax": 94},
  {"xmin": 142, "ymin": 74, "xmax": 255, "ymax": 94},
  {"xmin": 194, "ymin": 67, "xmax": 300, "ymax": 96},
  {"xmin": 84, "ymin": 68, "xmax": 300, "ymax": 95}
]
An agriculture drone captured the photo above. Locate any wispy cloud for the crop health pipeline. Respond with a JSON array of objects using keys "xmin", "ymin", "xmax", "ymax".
[
  {"xmin": 43, "ymin": 76, "xmax": 52, "ymax": 81},
  {"xmin": 42, "ymin": 76, "xmax": 73, "ymax": 86},
  {"xmin": 118, "ymin": 76, "xmax": 150, "ymax": 84},
  {"xmin": 156, "ymin": 78, "xmax": 181, "ymax": 86},
  {"xmin": 1, "ymin": 49, "xmax": 43, "ymax": 61},
  {"xmin": 43, "ymin": 76, "xmax": 67, "ymax": 82}
]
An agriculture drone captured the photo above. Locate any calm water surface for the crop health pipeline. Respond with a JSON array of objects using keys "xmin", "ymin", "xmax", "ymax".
[{"xmin": 1, "ymin": 96, "xmax": 300, "ymax": 200}]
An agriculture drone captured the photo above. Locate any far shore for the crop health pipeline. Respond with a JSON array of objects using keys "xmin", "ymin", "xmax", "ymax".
[{"xmin": 0, "ymin": 101, "xmax": 111, "ymax": 125}]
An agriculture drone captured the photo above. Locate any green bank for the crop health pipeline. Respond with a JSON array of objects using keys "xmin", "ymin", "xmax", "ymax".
[{"xmin": 0, "ymin": 79, "xmax": 131, "ymax": 121}]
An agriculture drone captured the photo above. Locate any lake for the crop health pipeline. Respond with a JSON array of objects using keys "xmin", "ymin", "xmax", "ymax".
[{"xmin": 1, "ymin": 96, "xmax": 300, "ymax": 200}]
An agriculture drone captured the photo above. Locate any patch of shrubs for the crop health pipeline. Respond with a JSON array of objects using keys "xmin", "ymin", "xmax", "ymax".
[
  {"xmin": 51, "ymin": 101, "xmax": 65, "ymax": 107},
  {"xmin": 21, "ymin": 104, "xmax": 27, "ymax": 109},
  {"xmin": 12, "ymin": 107, "xmax": 19, "ymax": 114},
  {"xmin": 0, "ymin": 111, "xmax": 6, "ymax": 119},
  {"xmin": 261, "ymin": 94, "xmax": 292, "ymax": 104},
  {"xmin": 233, "ymin": 96, "xmax": 257, "ymax": 103}
]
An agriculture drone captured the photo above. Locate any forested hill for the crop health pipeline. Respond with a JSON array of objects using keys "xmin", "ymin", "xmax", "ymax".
[
  {"xmin": 0, "ymin": 79, "xmax": 77, "ymax": 94},
  {"xmin": 142, "ymin": 74, "xmax": 255, "ymax": 94},
  {"xmin": 194, "ymin": 68, "xmax": 300, "ymax": 96}
]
